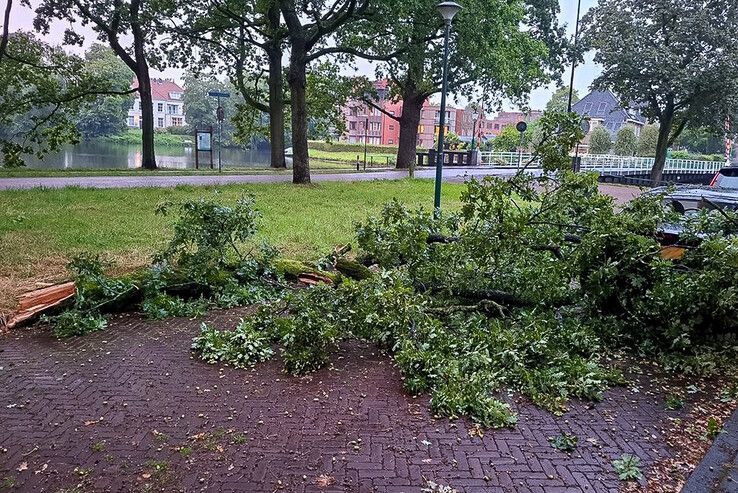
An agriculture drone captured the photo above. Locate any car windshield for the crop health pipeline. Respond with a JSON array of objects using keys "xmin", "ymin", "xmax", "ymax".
[{"xmin": 715, "ymin": 169, "xmax": 738, "ymax": 190}]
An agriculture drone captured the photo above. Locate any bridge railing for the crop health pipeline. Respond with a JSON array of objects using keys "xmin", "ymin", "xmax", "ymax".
[{"xmin": 479, "ymin": 152, "xmax": 724, "ymax": 174}]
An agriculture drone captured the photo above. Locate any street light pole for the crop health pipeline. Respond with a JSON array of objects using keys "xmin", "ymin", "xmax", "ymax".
[
  {"xmin": 566, "ymin": 0, "xmax": 582, "ymax": 113},
  {"xmin": 434, "ymin": 1, "xmax": 462, "ymax": 216}
]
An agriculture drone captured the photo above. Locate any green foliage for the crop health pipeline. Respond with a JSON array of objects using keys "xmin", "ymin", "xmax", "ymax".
[
  {"xmin": 613, "ymin": 127, "xmax": 637, "ymax": 156},
  {"xmin": 583, "ymin": 0, "xmax": 738, "ymax": 172},
  {"xmin": 155, "ymin": 194, "xmax": 261, "ymax": 278},
  {"xmin": 0, "ymin": 32, "xmax": 96, "ymax": 167},
  {"xmin": 588, "ymin": 126, "xmax": 612, "ymax": 154},
  {"xmin": 141, "ymin": 294, "xmax": 207, "ymax": 320},
  {"xmin": 665, "ymin": 394, "xmax": 684, "ymax": 410},
  {"xmin": 75, "ymin": 44, "xmax": 134, "ymax": 139},
  {"xmin": 492, "ymin": 125, "xmax": 527, "ymax": 153},
  {"xmin": 546, "ymin": 86, "xmax": 579, "ymax": 114},
  {"xmin": 612, "ymin": 454, "xmax": 643, "ymax": 481},
  {"xmin": 549, "ymin": 432, "xmax": 578, "ymax": 452},
  {"xmin": 637, "ymin": 124, "xmax": 659, "ymax": 157},
  {"xmin": 308, "ymin": 140, "xmax": 401, "ymax": 155},
  {"xmin": 706, "ymin": 417, "xmax": 723, "ymax": 440},
  {"xmin": 46, "ymin": 310, "xmax": 108, "ymax": 338},
  {"xmin": 192, "ymin": 319, "xmax": 274, "ymax": 368}
]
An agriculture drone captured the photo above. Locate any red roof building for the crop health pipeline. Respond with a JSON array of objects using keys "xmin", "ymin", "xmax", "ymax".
[{"xmin": 127, "ymin": 78, "xmax": 187, "ymax": 129}]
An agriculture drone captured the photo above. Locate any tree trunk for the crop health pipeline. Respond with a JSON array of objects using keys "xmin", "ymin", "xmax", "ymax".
[
  {"xmin": 396, "ymin": 92, "xmax": 424, "ymax": 169},
  {"xmin": 650, "ymin": 108, "xmax": 674, "ymax": 184},
  {"xmin": 131, "ymin": 20, "xmax": 156, "ymax": 169},
  {"xmin": 267, "ymin": 48, "xmax": 286, "ymax": 169},
  {"xmin": 266, "ymin": 4, "xmax": 286, "ymax": 169},
  {"xmin": 288, "ymin": 39, "xmax": 310, "ymax": 184}
]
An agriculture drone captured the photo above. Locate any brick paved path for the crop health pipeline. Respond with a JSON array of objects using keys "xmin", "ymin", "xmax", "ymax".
[{"xmin": 1, "ymin": 309, "xmax": 684, "ymax": 493}]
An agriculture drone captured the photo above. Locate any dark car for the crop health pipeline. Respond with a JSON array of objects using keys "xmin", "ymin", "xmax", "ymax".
[
  {"xmin": 650, "ymin": 166, "xmax": 738, "ymax": 251},
  {"xmin": 658, "ymin": 166, "xmax": 738, "ymax": 214}
]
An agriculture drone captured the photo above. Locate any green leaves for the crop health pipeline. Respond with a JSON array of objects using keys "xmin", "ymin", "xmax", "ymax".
[
  {"xmin": 612, "ymin": 454, "xmax": 643, "ymax": 481},
  {"xmin": 192, "ymin": 319, "xmax": 274, "ymax": 368}
]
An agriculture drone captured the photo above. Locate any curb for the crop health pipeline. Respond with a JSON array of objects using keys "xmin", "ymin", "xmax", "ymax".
[{"xmin": 682, "ymin": 407, "xmax": 738, "ymax": 492}]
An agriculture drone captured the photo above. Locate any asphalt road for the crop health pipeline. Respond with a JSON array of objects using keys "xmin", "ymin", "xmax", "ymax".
[{"xmin": 0, "ymin": 167, "xmax": 514, "ymax": 191}]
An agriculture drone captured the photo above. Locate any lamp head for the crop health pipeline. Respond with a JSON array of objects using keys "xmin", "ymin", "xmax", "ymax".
[{"xmin": 436, "ymin": 1, "xmax": 462, "ymax": 22}]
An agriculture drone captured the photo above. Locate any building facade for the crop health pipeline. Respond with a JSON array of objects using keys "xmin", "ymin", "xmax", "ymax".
[
  {"xmin": 127, "ymin": 79, "xmax": 187, "ymax": 129},
  {"xmin": 340, "ymin": 81, "xmax": 546, "ymax": 150},
  {"xmin": 572, "ymin": 90, "xmax": 645, "ymax": 137}
]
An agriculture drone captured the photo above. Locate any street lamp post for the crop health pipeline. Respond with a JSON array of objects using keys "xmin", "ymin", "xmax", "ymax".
[
  {"xmin": 566, "ymin": 0, "xmax": 582, "ymax": 113},
  {"xmin": 470, "ymin": 110, "xmax": 479, "ymax": 151},
  {"xmin": 433, "ymin": 1, "xmax": 462, "ymax": 216}
]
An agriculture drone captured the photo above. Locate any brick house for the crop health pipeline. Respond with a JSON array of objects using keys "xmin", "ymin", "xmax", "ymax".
[{"xmin": 127, "ymin": 79, "xmax": 187, "ymax": 129}]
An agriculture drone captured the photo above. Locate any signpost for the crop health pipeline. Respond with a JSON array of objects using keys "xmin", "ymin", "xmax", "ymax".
[
  {"xmin": 194, "ymin": 127, "xmax": 213, "ymax": 170},
  {"xmin": 515, "ymin": 121, "xmax": 527, "ymax": 171},
  {"xmin": 207, "ymin": 90, "xmax": 231, "ymax": 172}
]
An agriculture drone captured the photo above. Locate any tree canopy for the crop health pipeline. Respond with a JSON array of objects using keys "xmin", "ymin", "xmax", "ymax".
[
  {"xmin": 545, "ymin": 86, "xmax": 579, "ymax": 114},
  {"xmin": 583, "ymin": 0, "xmax": 738, "ymax": 182},
  {"xmin": 339, "ymin": 0, "xmax": 568, "ymax": 168},
  {"xmin": 613, "ymin": 126, "xmax": 637, "ymax": 156},
  {"xmin": 588, "ymin": 126, "xmax": 611, "ymax": 155}
]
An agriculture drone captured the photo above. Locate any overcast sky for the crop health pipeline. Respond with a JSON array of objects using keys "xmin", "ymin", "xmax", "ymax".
[{"xmin": 9, "ymin": 0, "xmax": 599, "ymax": 112}]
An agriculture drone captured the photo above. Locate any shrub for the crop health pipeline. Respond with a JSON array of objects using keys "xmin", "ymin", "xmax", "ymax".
[{"xmin": 141, "ymin": 294, "xmax": 207, "ymax": 320}]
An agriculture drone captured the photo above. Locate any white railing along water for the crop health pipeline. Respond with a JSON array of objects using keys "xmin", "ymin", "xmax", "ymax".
[{"xmin": 479, "ymin": 152, "xmax": 724, "ymax": 174}]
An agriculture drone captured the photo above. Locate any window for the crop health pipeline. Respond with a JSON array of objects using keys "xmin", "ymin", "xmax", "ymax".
[
  {"xmin": 172, "ymin": 117, "xmax": 183, "ymax": 127},
  {"xmin": 169, "ymin": 92, "xmax": 182, "ymax": 100},
  {"xmin": 418, "ymin": 125, "xmax": 425, "ymax": 133},
  {"xmin": 370, "ymin": 122, "xmax": 381, "ymax": 132},
  {"xmin": 494, "ymin": 124, "xmax": 500, "ymax": 130},
  {"xmin": 350, "ymin": 122, "xmax": 356, "ymax": 130},
  {"xmin": 350, "ymin": 107, "xmax": 358, "ymax": 116},
  {"xmin": 127, "ymin": 116, "xmax": 135, "ymax": 126},
  {"xmin": 388, "ymin": 139, "xmax": 394, "ymax": 144},
  {"xmin": 131, "ymin": 100, "xmax": 137, "ymax": 110},
  {"xmin": 597, "ymin": 102, "xmax": 608, "ymax": 115},
  {"xmin": 389, "ymin": 124, "xmax": 395, "ymax": 130},
  {"xmin": 167, "ymin": 104, "xmax": 178, "ymax": 115},
  {"xmin": 157, "ymin": 103, "xmax": 164, "ymax": 112},
  {"xmin": 583, "ymin": 102, "xmax": 593, "ymax": 112},
  {"xmin": 157, "ymin": 118, "xmax": 164, "ymax": 127}
]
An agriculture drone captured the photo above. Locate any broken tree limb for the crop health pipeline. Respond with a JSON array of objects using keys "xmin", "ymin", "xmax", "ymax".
[{"xmin": 334, "ymin": 258, "xmax": 373, "ymax": 280}]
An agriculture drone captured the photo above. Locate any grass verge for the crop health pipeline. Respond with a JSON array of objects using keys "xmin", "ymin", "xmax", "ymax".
[{"xmin": 0, "ymin": 179, "xmax": 464, "ymax": 311}]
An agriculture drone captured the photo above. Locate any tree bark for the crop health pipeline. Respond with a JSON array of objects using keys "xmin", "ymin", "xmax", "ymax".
[
  {"xmin": 266, "ymin": 4, "xmax": 286, "ymax": 169},
  {"xmin": 130, "ymin": 3, "xmax": 156, "ymax": 169},
  {"xmin": 267, "ymin": 47, "xmax": 286, "ymax": 169},
  {"xmin": 396, "ymin": 91, "xmax": 424, "ymax": 169},
  {"xmin": 288, "ymin": 38, "xmax": 310, "ymax": 184},
  {"xmin": 650, "ymin": 106, "xmax": 674, "ymax": 184}
]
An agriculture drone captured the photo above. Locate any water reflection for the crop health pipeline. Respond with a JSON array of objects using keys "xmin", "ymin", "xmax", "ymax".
[{"xmin": 24, "ymin": 141, "xmax": 273, "ymax": 169}]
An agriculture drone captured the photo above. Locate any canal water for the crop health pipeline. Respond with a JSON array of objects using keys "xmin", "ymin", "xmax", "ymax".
[{"xmin": 23, "ymin": 141, "xmax": 273, "ymax": 169}]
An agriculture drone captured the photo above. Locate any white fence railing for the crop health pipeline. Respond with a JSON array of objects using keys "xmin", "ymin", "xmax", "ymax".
[{"xmin": 479, "ymin": 151, "xmax": 724, "ymax": 174}]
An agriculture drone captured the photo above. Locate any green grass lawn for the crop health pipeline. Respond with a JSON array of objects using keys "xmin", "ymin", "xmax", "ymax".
[
  {"xmin": 0, "ymin": 179, "xmax": 463, "ymax": 310},
  {"xmin": 308, "ymin": 149, "xmax": 396, "ymax": 165}
]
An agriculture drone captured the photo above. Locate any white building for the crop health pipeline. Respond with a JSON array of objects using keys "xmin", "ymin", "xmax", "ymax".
[{"xmin": 127, "ymin": 78, "xmax": 186, "ymax": 129}]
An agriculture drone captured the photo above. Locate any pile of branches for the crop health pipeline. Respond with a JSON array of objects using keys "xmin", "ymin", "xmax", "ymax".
[
  {"xmin": 192, "ymin": 169, "xmax": 738, "ymax": 428},
  {"xmin": 42, "ymin": 113, "xmax": 738, "ymax": 428}
]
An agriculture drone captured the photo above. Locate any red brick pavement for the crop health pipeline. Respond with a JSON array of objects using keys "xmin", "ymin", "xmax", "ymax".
[{"xmin": 0, "ymin": 309, "xmax": 695, "ymax": 492}]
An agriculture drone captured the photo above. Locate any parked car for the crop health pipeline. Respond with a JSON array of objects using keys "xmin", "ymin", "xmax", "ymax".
[
  {"xmin": 649, "ymin": 166, "xmax": 738, "ymax": 252},
  {"xmin": 285, "ymin": 147, "xmax": 293, "ymax": 168},
  {"xmin": 656, "ymin": 166, "xmax": 738, "ymax": 214}
]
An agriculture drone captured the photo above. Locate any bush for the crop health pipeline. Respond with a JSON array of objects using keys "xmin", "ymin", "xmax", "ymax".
[
  {"xmin": 45, "ymin": 310, "xmax": 108, "ymax": 338},
  {"xmin": 141, "ymin": 294, "xmax": 207, "ymax": 320}
]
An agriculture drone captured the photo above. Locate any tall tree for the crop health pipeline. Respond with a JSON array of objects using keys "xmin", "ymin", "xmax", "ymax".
[
  {"xmin": 636, "ymin": 124, "xmax": 659, "ymax": 157},
  {"xmin": 343, "ymin": 0, "xmax": 568, "ymax": 169},
  {"xmin": 545, "ymin": 86, "xmax": 579, "ymax": 114},
  {"xmin": 35, "ymin": 0, "xmax": 161, "ymax": 168},
  {"xmin": 613, "ymin": 126, "xmax": 637, "ymax": 156},
  {"xmin": 588, "ymin": 126, "xmax": 611, "ymax": 155},
  {"xmin": 279, "ymin": 0, "xmax": 373, "ymax": 184},
  {"xmin": 583, "ymin": 0, "xmax": 738, "ymax": 182},
  {"xmin": 160, "ymin": 0, "xmax": 289, "ymax": 169},
  {"xmin": 76, "ymin": 44, "xmax": 134, "ymax": 138}
]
